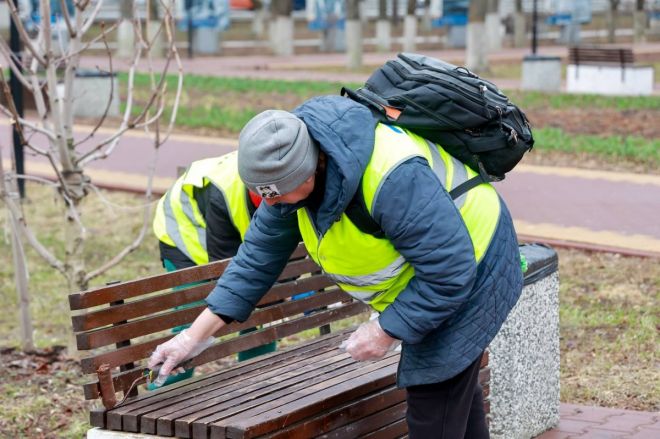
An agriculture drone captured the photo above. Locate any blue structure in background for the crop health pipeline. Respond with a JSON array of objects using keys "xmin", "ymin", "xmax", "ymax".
[
  {"xmin": 431, "ymin": 0, "xmax": 468, "ymax": 28},
  {"xmin": 178, "ymin": 0, "xmax": 231, "ymax": 31},
  {"xmin": 307, "ymin": 0, "xmax": 345, "ymax": 31},
  {"xmin": 545, "ymin": 0, "xmax": 592, "ymax": 26}
]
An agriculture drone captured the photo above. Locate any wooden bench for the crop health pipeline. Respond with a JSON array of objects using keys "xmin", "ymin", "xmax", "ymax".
[
  {"xmin": 566, "ymin": 45, "xmax": 654, "ymax": 95},
  {"xmin": 69, "ymin": 243, "xmax": 491, "ymax": 438},
  {"xmin": 568, "ymin": 46, "xmax": 634, "ymax": 69}
]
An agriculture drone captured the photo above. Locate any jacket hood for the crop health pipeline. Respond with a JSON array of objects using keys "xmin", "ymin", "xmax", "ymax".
[{"xmin": 288, "ymin": 96, "xmax": 376, "ymax": 234}]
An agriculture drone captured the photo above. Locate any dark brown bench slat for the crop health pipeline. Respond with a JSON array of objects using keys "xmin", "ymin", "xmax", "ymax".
[
  {"xmin": 107, "ymin": 332, "xmax": 350, "ymax": 431},
  {"xmin": 72, "ymin": 258, "xmax": 323, "ymax": 332},
  {"xmin": 259, "ymin": 386, "xmax": 406, "ymax": 439},
  {"xmin": 69, "ymin": 261, "xmax": 228, "ymax": 310},
  {"xmin": 79, "ymin": 290, "xmax": 358, "ymax": 373},
  {"xmin": 360, "ymin": 414, "xmax": 409, "ymax": 439},
  {"xmin": 69, "ymin": 244, "xmax": 310, "ymax": 310},
  {"xmin": 216, "ymin": 354, "xmax": 400, "ymax": 439},
  {"xmin": 77, "ymin": 277, "xmax": 337, "ymax": 350},
  {"xmin": 568, "ymin": 46, "xmax": 634, "ymax": 66},
  {"xmin": 318, "ymin": 401, "xmax": 407, "ymax": 439},
  {"xmin": 150, "ymin": 351, "xmax": 358, "ymax": 436},
  {"xmin": 72, "ymin": 282, "xmax": 214, "ymax": 332},
  {"xmin": 81, "ymin": 302, "xmax": 368, "ymax": 396}
]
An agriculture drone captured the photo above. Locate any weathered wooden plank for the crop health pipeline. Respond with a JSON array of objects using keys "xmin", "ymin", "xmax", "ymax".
[
  {"xmin": 360, "ymin": 415, "xmax": 408, "ymax": 439},
  {"xmin": 111, "ymin": 332, "xmax": 348, "ymax": 432},
  {"xmin": 69, "ymin": 260, "xmax": 228, "ymax": 310},
  {"xmin": 69, "ymin": 244, "xmax": 310, "ymax": 310},
  {"xmin": 83, "ymin": 308, "xmax": 367, "ymax": 399},
  {"xmin": 80, "ymin": 300, "xmax": 366, "ymax": 375},
  {"xmin": 259, "ymin": 386, "xmax": 406, "ymax": 439},
  {"xmin": 218, "ymin": 354, "xmax": 400, "ymax": 439},
  {"xmin": 73, "ymin": 258, "xmax": 324, "ymax": 333},
  {"xmin": 78, "ymin": 279, "xmax": 338, "ymax": 350},
  {"xmin": 317, "ymin": 402, "xmax": 407, "ymax": 439},
  {"xmin": 149, "ymin": 352, "xmax": 356, "ymax": 437},
  {"xmin": 72, "ymin": 282, "xmax": 213, "ymax": 332}
]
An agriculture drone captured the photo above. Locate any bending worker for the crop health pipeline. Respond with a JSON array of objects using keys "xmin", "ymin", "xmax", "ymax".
[
  {"xmin": 149, "ymin": 96, "xmax": 524, "ymax": 437},
  {"xmin": 152, "ymin": 151, "xmax": 275, "ymax": 387}
]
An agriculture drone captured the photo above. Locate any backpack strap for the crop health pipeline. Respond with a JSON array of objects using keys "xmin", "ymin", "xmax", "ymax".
[
  {"xmin": 344, "ymin": 182, "xmax": 385, "ymax": 238},
  {"xmin": 448, "ymin": 161, "xmax": 501, "ymax": 200}
]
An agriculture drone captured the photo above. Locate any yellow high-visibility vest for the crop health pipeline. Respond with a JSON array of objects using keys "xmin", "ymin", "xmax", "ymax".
[
  {"xmin": 153, "ymin": 152, "xmax": 251, "ymax": 265},
  {"xmin": 297, "ymin": 124, "xmax": 501, "ymax": 311}
]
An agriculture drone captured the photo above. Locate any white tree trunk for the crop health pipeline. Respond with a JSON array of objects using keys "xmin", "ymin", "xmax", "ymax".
[
  {"xmin": 10, "ymin": 213, "xmax": 34, "ymax": 351},
  {"xmin": 633, "ymin": 10, "xmax": 646, "ymax": 43},
  {"xmin": 346, "ymin": 20, "xmax": 363, "ymax": 70},
  {"xmin": 116, "ymin": 20, "xmax": 135, "ymax": 58},
  {"xmin": 466, "ymin": 21, "xmax": 488, "ymax": 73},
  {"xmin": 403, "ymin": 15, "xmax": 417, "ymax": 52},
  {"xmin": 272, "ymin": 15, "xmax": 294, "ymax": 56},
  {"xmin": 253, "ymin": 5, "xmax": 268, "ymax": 37},
  {"xmin": 485, "ymin": 11, "xmax": 502, "ymax": 51},
  {"xmin": 513, "ymin": 12, "xmax": 526, "ymax": 48},
  {"xmin": 147, "ymin": 20, "xmax": 165, "ymax": 58},
  {"xmin": 376, "ymin": 19, "xmax": 392, "ymax": 52}
]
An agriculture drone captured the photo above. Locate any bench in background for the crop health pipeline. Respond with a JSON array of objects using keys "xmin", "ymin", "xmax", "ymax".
[
  {"xmin": 69, "ymin": 243, "xmax": 558, "ymax": 439},
  {"xmin": 566, "ymin": 46, "xmax": 654, "ymax": 96}
]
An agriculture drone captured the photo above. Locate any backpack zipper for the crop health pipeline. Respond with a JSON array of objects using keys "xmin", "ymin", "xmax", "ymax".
[{"xmin": 388, "ymin": 60, "xmax": 506, "ymax": 118}]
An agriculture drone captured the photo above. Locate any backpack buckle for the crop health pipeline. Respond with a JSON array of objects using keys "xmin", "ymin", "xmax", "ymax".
[{"xmin": 507, "ymin": 129, "xmax": 519, "ymax": 146}]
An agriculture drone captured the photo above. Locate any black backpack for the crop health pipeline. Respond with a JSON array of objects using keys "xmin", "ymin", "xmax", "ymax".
[{"xmin": 342, "ymin": 53, "xmax": 534, "ymax": 201}]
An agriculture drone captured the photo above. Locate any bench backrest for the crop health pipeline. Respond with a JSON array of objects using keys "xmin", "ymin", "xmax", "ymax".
[
  {"xmin": 568, "ymin": 46, "xmax": 634, "ymax": 67},
  {"xmin": 68, "ymin": 243, "xmax": 368, "ymax": 402}
]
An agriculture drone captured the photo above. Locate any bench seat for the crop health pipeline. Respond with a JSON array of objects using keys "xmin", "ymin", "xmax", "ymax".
[{"xmin": 91, "ymin": 329, "xmax": 488, "ymax": 439}]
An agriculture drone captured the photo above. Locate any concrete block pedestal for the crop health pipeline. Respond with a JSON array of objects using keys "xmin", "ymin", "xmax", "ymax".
[{"xmin": 521, "ymin": 55, "xmax": 562, "ymax": 93}]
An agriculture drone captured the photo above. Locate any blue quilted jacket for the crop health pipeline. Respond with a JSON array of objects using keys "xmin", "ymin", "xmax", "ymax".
[{"xmin": 206, "ymin": 96, "xmax": 524, "ymax": 387}]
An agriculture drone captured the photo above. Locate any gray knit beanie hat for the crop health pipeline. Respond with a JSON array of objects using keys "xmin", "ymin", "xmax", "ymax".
[{"xmin": 238, "ymin": 110, "xmax": 318, "ymax": 198}]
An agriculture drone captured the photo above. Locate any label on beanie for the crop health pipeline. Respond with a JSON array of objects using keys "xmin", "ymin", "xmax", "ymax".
[{"xmin": 256, "ymin": 184, "xmax": 281, "ymax": 199}]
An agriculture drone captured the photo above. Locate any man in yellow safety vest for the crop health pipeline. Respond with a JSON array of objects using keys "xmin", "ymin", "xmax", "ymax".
[{"xmin": 149, "ymin": 96, "xmax": 524, "ymax": 437}]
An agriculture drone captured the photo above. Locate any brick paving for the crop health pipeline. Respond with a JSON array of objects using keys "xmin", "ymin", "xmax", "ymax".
[{"xmin": 537, "ymin": 404, "xmax": 660, "ymax": 438}]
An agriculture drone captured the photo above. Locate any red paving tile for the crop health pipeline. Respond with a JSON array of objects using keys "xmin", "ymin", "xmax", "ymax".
[{"xmin": 535, "ymin": 405, "xmax": 660, "ymax": 439}]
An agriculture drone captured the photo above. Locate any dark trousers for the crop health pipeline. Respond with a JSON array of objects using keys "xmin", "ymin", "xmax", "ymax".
[{"xmin": 406, "ymin": 353, "xmax": 489, "ymax": 439}]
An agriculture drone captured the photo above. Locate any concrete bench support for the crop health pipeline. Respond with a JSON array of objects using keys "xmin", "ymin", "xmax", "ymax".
[
  {"xmin": 567, "ymin": 64, "xmax": 654, "ymax": 96},
  {"xmin": 489, "ymin": 245, "xmax": 560, "ymax": 439}
]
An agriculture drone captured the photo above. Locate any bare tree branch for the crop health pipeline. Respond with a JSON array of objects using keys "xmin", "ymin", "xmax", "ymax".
[
  {"xmin": 59, "ymin": 0, "xmax": 76, "ymax": 37},
  {"xmin": 5, "ymin": 0, "xmax": 47, "ymax": 67},
  {"xmin": 0, "ymin": 42, "xmax": 33, "ymax": 91},
  {"xmin": 80, "ymin": 0, "xmax": 105, "ymax": 35}
]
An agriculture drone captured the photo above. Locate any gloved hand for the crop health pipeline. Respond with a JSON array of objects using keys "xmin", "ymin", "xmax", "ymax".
[
  {"xmin": 340, "ymin": 319, "xmax": 397, "ymax": 361},
  {"xmin": 148, "ymin": 329, "xmax": 215, "ymax": 387}
]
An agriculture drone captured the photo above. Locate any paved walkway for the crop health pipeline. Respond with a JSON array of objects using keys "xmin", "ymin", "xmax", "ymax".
[
  {"xmin": 78, "ymin": 42, "xmax": 660, "ymax": 94},
  {"xmin": 539, "ymin": 404, "xmax": 659, "ymax": 438},
  {"xmin": 3, "ymin": 122, "xmax": 658, "ymax": 257}
]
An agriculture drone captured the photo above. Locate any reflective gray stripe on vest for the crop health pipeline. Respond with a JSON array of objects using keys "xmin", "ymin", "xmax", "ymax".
[
  {"xmin": 424, "ymin": 139, "xmax": 468, "ymax": 209},
  {"xmin": 162, "ymin": 189, "xmax": 206, "ymax": 262},
  {"xmin": 343, "ymin": 289, "xmax": 386, "ymax": 303},
  {"xmin": 325, "ymin": 255, "xmax": 407, "ymax": 288}
]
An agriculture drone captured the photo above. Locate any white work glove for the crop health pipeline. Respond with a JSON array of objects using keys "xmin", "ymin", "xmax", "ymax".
[
  {"xmin": 148, "ymin": 329, "xmax": 215, "ymax": 387},
  {"xmin": 340, "ymin": 319, "xmax": 398, "ymax": 361}
]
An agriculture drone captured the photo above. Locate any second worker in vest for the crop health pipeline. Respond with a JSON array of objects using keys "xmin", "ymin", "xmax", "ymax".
[
  {"xmin": 148, "ymin": 96, "xmax": 524, "ymax": 438},
  {"xmin": 152, "ymin": 151, "xmax": 276, "ymax": 387}
]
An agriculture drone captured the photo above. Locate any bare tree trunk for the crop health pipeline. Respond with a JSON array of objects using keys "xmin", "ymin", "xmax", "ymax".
[
  {"xmin": 606, "ymin": 0, "xmax": 621, "ymax": 43},
  {"xmin": 252, "ymin": 0, "xmax": 268, "ymax": 37},
  {"xmin": 146, "ymin": 0, "xmax": 164, "ymax": 57},
  {"xmin": 513, "ymin": 0, "xmax": 526, "ymax": 47},
  {"xmin": 0, "ymin": 148, "xmax": 34, "ymax": 351},
  {"xmin": 346, "ymin": 0, "xmax": 363, "ymax": 70},
  {"xmin": 271, "ymin": 0, "xmax": 293, "ymax": 56},
  {"xmin": 421, "ymin": 0, "xmax": 432, "ymax": 32},
  {"xmin": 117, "ymin": 0, "xmax": 134, "ymax": 58},
  {"xmin": 633, "ymin": 0, "xmax": 646, "ymax": 43},
  {"xmin": 403, "ymin": 0, "xmax": 417, "ymax": 52},
  {"xmin": 466, "ymin": 0, "xmax": 489, "ymax": 73},
  {"xmin": 376, "ymin": 0, "xmax": 391, "ymax": 51},
  {"xmin": 392, "ymin": 0, "xmax": 400, "ymax": 26},
  {"xmin": 485, "ymin": 0, "xmax": 501, "ymax": 51}
]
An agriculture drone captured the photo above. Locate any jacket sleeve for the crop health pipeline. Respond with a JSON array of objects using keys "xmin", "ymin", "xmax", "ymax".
[
  {"xmin": 205, "ymin": 202, "xmax": 301, "ymax": 322},
  {"xmin": 204, "ymin": 185, "xmax": 243, "ymax": 261},
  {"xmin": 373, "ymin": 157, "xmax": 478, "ymax": 344}
]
